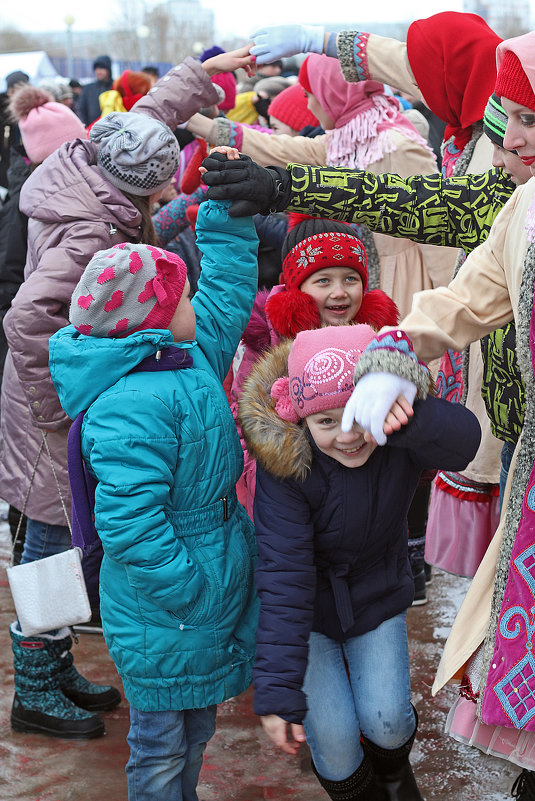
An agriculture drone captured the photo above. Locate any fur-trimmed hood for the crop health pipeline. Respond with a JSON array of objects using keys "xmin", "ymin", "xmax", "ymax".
[{"xmin": 239, "ymin": 340, "xmax": 312, "ymax": 482}]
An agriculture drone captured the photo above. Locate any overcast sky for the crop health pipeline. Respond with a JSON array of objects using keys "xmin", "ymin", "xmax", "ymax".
[{"xmin": 0, "ymin": 0, "xmax": 465, "ymax": 37}]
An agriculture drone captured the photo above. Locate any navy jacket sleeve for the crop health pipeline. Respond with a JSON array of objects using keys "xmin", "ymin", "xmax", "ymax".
[
  {"xmin": 253, "ymin": 465, "xmax": 316, "ymax": 724},
  {"xmin": 387, "ymin": 395, "xmax": 481, "ymax": 471}
]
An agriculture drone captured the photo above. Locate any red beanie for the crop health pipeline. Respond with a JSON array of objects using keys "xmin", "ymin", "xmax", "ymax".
[
  {"xmin": 298, "ymin": 57, "xmax": 312, "ymax": 94},
  {"xmin": 282, "ymin": 231, "xmax": 368, "ymax": 292},
  {"xmin": 268, "ymin": 83, "xmax": 318, "ymax": 132},
  {"xmin": 495, "ymin": 50, "xmax": 535, "ymax": 109}
]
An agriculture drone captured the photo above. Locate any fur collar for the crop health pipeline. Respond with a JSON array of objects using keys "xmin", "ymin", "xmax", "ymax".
[{"xmin": 239, "ymin": 340, "xmax": 312, "ymax": 482}]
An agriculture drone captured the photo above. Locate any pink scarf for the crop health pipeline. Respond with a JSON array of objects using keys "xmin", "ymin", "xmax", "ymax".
[{"xmin": 302, "ymin": 54, "xmax": 432, "ymax": 169}]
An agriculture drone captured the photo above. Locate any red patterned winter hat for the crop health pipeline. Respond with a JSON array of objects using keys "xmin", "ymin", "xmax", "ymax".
[
  {"xmin": 70, "ymin": 243, "xmax": 187, "ymax": 338},
  {"xmin": 282, "ymin": 231, "xmax": 368, "ymax": 291}
]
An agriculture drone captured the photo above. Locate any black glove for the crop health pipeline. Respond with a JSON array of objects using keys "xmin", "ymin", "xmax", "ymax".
[{"xmin": 201, "ymin": 152, "xmax": 291, "ymax": 217}]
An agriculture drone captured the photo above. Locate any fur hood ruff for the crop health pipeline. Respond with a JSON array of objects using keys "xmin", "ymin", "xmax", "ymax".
[{"xmin": 239, "ymin": 340, "xmax": 312, "ymax": 483}]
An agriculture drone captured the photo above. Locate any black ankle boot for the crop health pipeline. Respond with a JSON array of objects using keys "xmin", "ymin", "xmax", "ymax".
[
  {"xmin": 362, "ymin": 711, "xmax": 423, "ymax": 801},
  {"xmin": 313, "ymin": 756, "xmax": 387, "ymax": 800},
  {"xmin": 512, "ymin": 770, "xmax": 535, "ymax": 799}
]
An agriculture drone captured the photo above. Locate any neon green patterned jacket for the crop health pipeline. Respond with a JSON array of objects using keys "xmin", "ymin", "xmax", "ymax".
[{"xmin": 284, "ymin": 163, "xmax": 522, "ymax": 444}]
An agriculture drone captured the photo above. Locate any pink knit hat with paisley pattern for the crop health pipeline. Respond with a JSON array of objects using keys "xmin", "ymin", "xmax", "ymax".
[
  {"xmin": 70, "ymin": 243, "xmax": 187, "ymax": 338},
  {"xmin": 271, "ymin": 325, "xmax": 376, "ymax": 421}
]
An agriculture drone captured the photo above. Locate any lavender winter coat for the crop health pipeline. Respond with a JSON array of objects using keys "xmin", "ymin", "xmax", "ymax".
[{"xmin": 0, "ymin": 58, "xmax": 219, "ymax": 524}]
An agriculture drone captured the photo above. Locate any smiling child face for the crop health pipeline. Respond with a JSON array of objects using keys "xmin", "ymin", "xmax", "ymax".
[
  {"xmin": 306, "ymin": 407, "xmax": 377, "ymax": 467},
  {"xmin": 299, "ymin": 267, "xmax": 363, "ymax": 326}
]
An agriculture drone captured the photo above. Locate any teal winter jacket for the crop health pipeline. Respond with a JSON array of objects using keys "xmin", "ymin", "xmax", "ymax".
[{"xmin": 49, "ymin": 200, "xmax": 259, "ymax": 711}]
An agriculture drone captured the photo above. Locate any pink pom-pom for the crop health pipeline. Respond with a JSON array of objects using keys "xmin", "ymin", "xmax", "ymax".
[
  {"xmin": 271, "ymin": 377, "xmax": 289, "ymax": 400},
  {"xmin": 271, "ymin": 378, "xmax": 299, "ymax": 423}
]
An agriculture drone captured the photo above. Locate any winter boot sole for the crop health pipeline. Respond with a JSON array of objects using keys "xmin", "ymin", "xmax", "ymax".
[{"xmin": 11, "ymin": 696, "xmax": 105, "ymax": 739}]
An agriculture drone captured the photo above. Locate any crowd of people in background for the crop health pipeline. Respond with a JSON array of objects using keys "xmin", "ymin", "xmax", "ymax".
[{"xmin": 2, "ymin": 11, "xmax": 535, "ymax": 801}]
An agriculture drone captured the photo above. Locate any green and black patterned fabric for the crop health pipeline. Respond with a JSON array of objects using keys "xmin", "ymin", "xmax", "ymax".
[{"xmin": 285, "ymin": 163, "xmax": 523, "ymax": 443}]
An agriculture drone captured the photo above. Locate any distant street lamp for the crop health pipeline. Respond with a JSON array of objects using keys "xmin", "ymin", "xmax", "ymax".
[
  {"xmin": 64, "ymin": 15, "xmax": 75, "ymax": 78},
  {"xmin": 137, "ymin": 25, "xmax": 150, "ymax": 66}
]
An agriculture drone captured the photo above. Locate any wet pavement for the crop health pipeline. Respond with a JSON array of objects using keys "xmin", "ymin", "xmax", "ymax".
[{"xmin": 0, "ymin": 513, "xmax": 519, "ymax": 801}]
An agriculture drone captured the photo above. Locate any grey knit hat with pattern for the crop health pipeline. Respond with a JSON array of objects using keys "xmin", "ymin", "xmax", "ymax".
[{"xmin": 89, "ymin": 111, "xmax": 179, "ymax": 196}]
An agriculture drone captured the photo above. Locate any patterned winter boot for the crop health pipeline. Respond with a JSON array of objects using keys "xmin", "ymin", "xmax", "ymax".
[
  {"xmin": 313, "ymin": 756, "xmax": 388, "ymax": 800},
  {"xmin": 362, "ymin": 709, "xmax": 424, "ymax": 801},
  {"xmin": 512, "ymin": 769, "xmax": 535, "ymax": 799},
  {"xmin": 49, "ymin": 628, "xmax": 121, "ymax": 712},
  {"xmin": 10, "ymin": 622, "xmax": 105, "ymax": 738}
]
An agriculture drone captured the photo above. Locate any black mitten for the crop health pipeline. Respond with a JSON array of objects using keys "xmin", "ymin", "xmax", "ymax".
[{"xmin": 202, "ymin": 153, "xmax": 290, "ymax": 217}]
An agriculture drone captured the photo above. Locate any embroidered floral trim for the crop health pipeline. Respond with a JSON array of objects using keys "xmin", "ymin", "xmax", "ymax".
[
  {"xmin": 337, "ymin": 31, "xmax": 369, "ymax": 84},
  {"xmin": 337, "ymin": 31, "xmax": 370, "ymax": 83},
  {"xmin": 213, "ymin": 116, "xmax": 242, "ymax": 149}
]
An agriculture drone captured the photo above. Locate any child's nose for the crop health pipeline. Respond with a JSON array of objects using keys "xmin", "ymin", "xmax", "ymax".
[
  {"xmin": 337, "ymin": 428, "xmax": 357, "ymax": 443},
  {"xmin": 329, "ymin": 283, "xmax": 347, "ymax": 297}
]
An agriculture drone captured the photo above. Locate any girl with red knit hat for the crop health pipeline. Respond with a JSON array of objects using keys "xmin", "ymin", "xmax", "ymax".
[
  {"xmin": 338, "ymin": 30, "xmax": 535, "ymax": 800},
  {"xmin": 231, "ymin": 214, "xmax": 398, "ymax": 519}
]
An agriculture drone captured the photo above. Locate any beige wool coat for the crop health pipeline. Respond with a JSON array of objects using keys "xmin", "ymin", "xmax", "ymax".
[{"xmin": 391, "ymin": 178, "xmax": 535, "ymax": 692}]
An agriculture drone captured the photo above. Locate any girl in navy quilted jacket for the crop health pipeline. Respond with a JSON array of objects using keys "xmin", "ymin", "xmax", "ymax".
[{"xmin": 239, "ymin": 324, "xmax": 480, "ymax": 801}]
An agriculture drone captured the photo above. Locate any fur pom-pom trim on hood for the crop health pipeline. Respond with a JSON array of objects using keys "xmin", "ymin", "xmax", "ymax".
[
  {"xmin": 239, "ymin": 339, "xmax": 313, "ymax": 482},
  {"xmin": 265, "ymin": 288, "xmax": 321, "ymax": 339},
  {"xmin": 355, "ymin": 289, "xmax": 399, "ymax": 328},
  {"xmin": 9, "ymin": 85, "xmax": 54, "ymax": 122},
  {"xmin": 265, "ymin": 286, "xmax": 399, "ymax": 339}
]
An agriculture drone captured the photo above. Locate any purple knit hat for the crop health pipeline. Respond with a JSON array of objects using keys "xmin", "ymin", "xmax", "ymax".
[
  {"xmin": 70, "ymin": 243, "xmax": 187, "ymax": 338},
  {"xmin": 271, "ymin": 325, "xmax": 376, "ymax": 422}
]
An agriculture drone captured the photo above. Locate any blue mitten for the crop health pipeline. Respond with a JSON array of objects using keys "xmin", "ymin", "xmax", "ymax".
[{"xmin": 250, "ymin": 25, "xmax": 325, "ymax": 63}]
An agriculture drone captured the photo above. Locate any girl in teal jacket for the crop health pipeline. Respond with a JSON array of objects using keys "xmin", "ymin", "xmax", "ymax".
[{"xmin": 49, "ymin": 198, "xmax": 259, "ymax": 801}]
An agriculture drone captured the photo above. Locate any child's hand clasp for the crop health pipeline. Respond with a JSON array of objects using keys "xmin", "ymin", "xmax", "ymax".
[
  {"xmin": 260, "ymin": 714, "xmax": 306, "ymax": 755},
  {"xmin": 199, "ymin": 146, "xmax": 241, "ymax": 177}
]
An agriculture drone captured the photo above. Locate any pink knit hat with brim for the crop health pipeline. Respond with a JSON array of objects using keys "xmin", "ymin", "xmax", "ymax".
[
  {"xmin": 70, "ymin": 243, "xmax": 187, "ymax": 338},
  {"xmin": 9, "ymin": 85, "xmax": 87, "ymax": 164},
  {"xmin": 268, "ymin": 83, "xmax": 319, "ymax": 132},
  {"xmin": 271, "ymin": 325, "xmax": 376, "ymax": 422}
]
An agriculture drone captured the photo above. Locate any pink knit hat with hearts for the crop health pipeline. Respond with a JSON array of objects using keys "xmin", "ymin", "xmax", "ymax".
[
  {"xmin": 70, "ymin": 243, "xmax": 187, "ymax": 338},
  {"xmin": 271, "ymin": 325, "xmax": 376, "ymax": 421}
]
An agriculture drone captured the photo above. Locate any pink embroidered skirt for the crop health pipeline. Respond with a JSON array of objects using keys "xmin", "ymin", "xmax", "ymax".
[
  {"xmin": 425, "ymin": 473, "xmax": 500, "ymax": 578},
  {"xmin": 447, "ymin": 648, "xmax": 535, "ymax": 769}
]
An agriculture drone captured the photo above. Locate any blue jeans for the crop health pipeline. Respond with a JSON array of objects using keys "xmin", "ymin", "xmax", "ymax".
[
  {"xmin": 126, "ymin": 705, "xmax": 217, "ymax": 801},
  {"xmin": 21, "ymin": 517, "xmax": 71, "ymax": 564},
  {"xmin": 302, "ymin": 612, "xmax": 415, "ymax": 781},
  {"xmin": 499, "ymin": 440, "xmax": 517, "ymax": 512}
]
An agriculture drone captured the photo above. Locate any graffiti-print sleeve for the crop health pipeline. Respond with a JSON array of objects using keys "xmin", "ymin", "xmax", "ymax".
[{"xmin": 285, "ymin": 164, "xmax": 515, "ymax": 255}]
